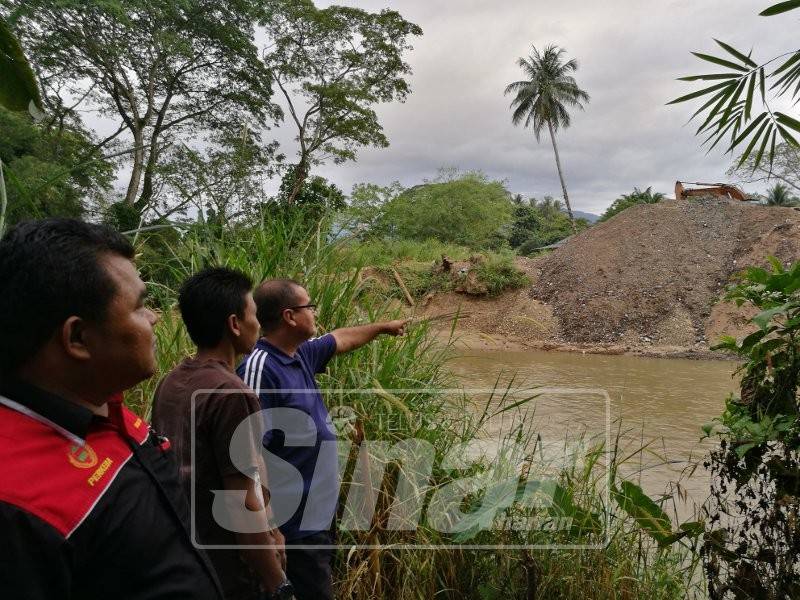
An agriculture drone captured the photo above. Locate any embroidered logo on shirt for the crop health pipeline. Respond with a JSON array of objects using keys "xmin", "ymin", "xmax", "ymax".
[
  {"xmin": 67, "ymin": 443, "xmax": 98, "ymax": 469},
  {"xmin": 87, "ymin": 458, "xmax": 113, "ymax": 486}
]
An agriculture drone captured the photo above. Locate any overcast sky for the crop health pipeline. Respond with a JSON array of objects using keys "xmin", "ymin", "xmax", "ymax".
[{"xmin": 276, "ymin": 0, "xmax": 798, "ymax": 214}]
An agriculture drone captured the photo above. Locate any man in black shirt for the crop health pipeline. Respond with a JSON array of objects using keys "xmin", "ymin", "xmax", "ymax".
[{"xmin": 0, "ymin": 219, "xmax": 224, "ymax": 599}]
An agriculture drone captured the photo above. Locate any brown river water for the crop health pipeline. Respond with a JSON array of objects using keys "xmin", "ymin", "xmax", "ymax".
[{"xmin": 449, "ymin": 349, "xmax": 739, "ymax": 521}]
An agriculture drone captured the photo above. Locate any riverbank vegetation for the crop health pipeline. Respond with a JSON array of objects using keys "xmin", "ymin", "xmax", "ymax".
[
  {"xmin": 127, "ymin": 212, "xmax": 706, "ymax": 599},
  {"xmin": 703, "ymin": 259, "xmax": 800, "ymax": 597}
]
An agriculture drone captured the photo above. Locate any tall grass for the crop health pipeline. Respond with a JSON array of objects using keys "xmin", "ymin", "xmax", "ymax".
[{"xmin": 128, "ymin": 211, "xmax": 703, "ymax": 599}]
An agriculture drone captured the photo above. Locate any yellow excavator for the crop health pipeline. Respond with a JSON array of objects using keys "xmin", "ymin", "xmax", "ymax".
[{"xmin": 675, "ymin": 181, "xmax": 751, "ymax": 201}]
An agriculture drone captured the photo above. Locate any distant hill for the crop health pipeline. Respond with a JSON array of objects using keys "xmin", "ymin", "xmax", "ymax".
[{"xmin": 570, "ymin": 210, "xmax": 600, "ymax": 223}]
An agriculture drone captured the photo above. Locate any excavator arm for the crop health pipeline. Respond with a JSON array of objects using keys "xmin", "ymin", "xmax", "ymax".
[{"xmin": 675, "ymin": 181, "xmax": 748, "ymax": 201}]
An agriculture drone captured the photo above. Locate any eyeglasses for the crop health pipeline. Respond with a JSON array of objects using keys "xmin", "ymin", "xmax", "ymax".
[{"xmin": 285, "ymin": 303, "xmax": 317, "ymax": 313}]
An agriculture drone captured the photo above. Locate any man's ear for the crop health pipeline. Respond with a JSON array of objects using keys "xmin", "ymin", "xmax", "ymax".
[
  {"xmin": 61, "ymin": 316, "xmax": 92, "ymax": 361},
  {"xmin": 227, "ymin": 313, "xmax": 242, "ymax": 338},
  {"xmin": 282, "ymin": 309, "xmax": 297, "ymax": 328}
]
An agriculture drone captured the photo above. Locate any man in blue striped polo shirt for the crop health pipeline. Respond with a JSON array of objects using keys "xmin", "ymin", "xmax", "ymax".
[{"xmin": 237, "ymin": 278, "xmax": 407, "ymax": 600}]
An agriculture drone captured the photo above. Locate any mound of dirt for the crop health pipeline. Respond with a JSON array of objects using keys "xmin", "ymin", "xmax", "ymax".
[{"xmin": 531, "ymin": 198, "xmax": 800, "ymax": 347}]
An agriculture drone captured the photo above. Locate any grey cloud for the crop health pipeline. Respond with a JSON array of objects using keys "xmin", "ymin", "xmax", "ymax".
[{"xmin": 309, "ymin": 0, "xmax": 797, "ymax": 214}]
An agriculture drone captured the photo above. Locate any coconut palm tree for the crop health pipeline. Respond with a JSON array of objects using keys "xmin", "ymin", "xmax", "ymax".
[
  {"xmin": 765, "ymin": 183, "xmax": 799, "ymax": 207},
  {"xmin": 505, "ymin": 44, "xmax": 589, "ymax": 232}
]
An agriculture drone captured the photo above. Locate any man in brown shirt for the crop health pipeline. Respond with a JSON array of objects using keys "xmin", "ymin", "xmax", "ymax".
[{"xmin": 152, "ymin": 268, "xmax": 291, "ymax": 600}]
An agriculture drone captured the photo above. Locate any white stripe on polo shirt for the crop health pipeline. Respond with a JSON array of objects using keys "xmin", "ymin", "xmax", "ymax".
[
  {"xmin": 252, "ymin": 350, "xmax": 268, "ymax": 395},
  {"xmin": 243, "ymin": 349, "xmax": 266, "ymax": 391}
]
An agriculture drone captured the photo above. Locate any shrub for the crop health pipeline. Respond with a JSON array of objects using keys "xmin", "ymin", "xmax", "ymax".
[
  {"xmin": 381, "ymin": 171, "xmax": 513, "ymax": 249},
  {"xmin": 704, "ymin": 258, "xmax": 800, "ymax": 598},
  {"xmin": 475, "ymin": 252, "xmax": 530, "ymax": 295}
]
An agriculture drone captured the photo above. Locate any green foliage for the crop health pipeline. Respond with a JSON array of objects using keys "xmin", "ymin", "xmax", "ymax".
[
  {"xmin": 703, "ymin": 258, "xmax": 800, "ymax": 597},
  {"xmin": 612, "ymin": 480, "xmax": 703, "ymax": 550},
  {"xmin": 262, "ymin": 0, "xmax": 422, "ymax": 203},
  {"xmin": 709, "ymin": 259, "xmax": 800, "ymax": 446},
  {"xmin": 155, "ymin": 128, "xmax": 280, "ymax": 224},
  {"xmin": 669, "ymin": 2, "xmax": 800, "ymax": 169},
  {"xmin": 379, "ymin": 252, "xmax": 529, "ymax": 300},
  {"xmin": 122, "ymin": 214, "xmax": 704, "ymax": 598},
  {"xmin": 760, "ymin": 0, "xmax": 800, "ymax": 16},
  {"xmin": 9, "ymin": 0, "xmax": 279, "ymax": 215},
  {"xmin": 381, "ymin": 172, "xmax": 513, "ymax": 249},
  {"xmin": 0, "ymin": 15, "xmax": 41, "ymax": 113},
  {"xmin": 504, "ymin": 45, "xmax": 590, "ymax": 141},
  {"xmin": 765, "ymin": 182, "xmax": 799, "ymax": 206},
  {"xmin": 276, "ymin": 168, "xmax": 346, "ymax": 216},
  {"xmin": 106, "ymin": 201, "xmax": 141, "ymax": 232},
  {"xmin": 384, "ymin": 261, "xmax": 454, "ymax": 298},
  {"xmin": 475, "ymin": 252, "xmax": 531, "ymax": 296},
  {"xmin": 510, "ymin": 196, "xmax": 588, "ymax": 254},
  {"xmin": 598, "ymin": 186, "xmax": 665, "ymax": 222},
  {"xmin": 345, "ymin": 181, "xmax": 404, "ymax": 236},
  {"xmin": 0, "ymin": 107, "xmax": 113, "ymax": 226}
]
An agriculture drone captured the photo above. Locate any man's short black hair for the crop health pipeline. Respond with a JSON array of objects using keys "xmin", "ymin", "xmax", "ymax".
[
  {"xmin": 253, "ymin": 278, "xmax": 303, "ymax": 332},
  {"xmin": 0, "ymin": 218, "xmax": 135, "ymax": 377},
  {"xmin": 179, "ymin": 267, "xmax": 254, "ymax": 349}
]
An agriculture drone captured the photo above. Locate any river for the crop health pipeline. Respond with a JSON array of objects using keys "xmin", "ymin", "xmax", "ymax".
[{"xmin": 449, "ymin": 348, "xmax": 739, "ymax": 521}]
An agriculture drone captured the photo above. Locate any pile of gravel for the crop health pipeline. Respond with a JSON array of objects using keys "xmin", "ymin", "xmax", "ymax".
[{"xmin": 531, "ymin": 198, "xmax": 800, "ymax": 345}]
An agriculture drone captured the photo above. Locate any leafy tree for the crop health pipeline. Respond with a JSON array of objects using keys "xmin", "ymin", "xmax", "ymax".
[
  {"xmin": 381, "ymin": 172, "xmax": 513, "ymax": 249},
  {"xmin": 346, "ymin": 181, "xmax": 404, "ymax": 236},
  {"xmin": 765, "ymin": 182, "xmax": 799, "ymax": 206},
  {"xmin": 505, "ymin": 44, "xmax": 590, "ymax": 231},
  {"xmin": 598, "ymin": 186, "xmax": 665, "ymax": 222},
  {"xmin": 7, "ymin": 0, "xmax": 279, "ymax": 218},
  {"xmin": 149, "ymin": 128, "xmax": 280, "ymax": 228},
  {"xmin": 669, "ymin": 1, "xmax": 800, "ymax": 170},
  {"xmin": 510, "ymin": 196, "xmax": 588, "ymax": 254},
  {"xmin": 261, "ymin": 0, "xmax": 421, "ymax": 204},
  {"xmin": 0, "ymin": 106, "xmax": 113, "ymax": 227},
  {"xmin": 275, "ymin": 168, "xmax": 346, "ymax": 217},
  {"xmin": 729, "ymin": 142, "xmax": 800, "ymax": 196},
  {"xmin": 508, "ymin": 198, "xmax": 544, "ymax": 249}
]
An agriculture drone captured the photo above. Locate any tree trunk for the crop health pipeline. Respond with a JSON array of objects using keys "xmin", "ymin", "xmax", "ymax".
[
  {"xmin": 0, "ymin": 159, "xmax": 7, "ymax": 238},
  {"xmin": 136, "ymin": 137, "xmax": 161, "ymax": 214},
  {"xmin": 547, "ymin": 120, "xmax": 577, "ymax": 233},
  {"xmin": 286, "ymin": 160, "xmax": 308, "ymax": 205},
  {"xmin": 125, "ymin": 129, "xmax": 145, "ymax": 206}
]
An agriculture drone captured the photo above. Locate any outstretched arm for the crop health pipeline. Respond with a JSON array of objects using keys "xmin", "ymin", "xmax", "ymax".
[{"xmin": 331, "ymin": 319, "xmax": 409, "ymax": 355}]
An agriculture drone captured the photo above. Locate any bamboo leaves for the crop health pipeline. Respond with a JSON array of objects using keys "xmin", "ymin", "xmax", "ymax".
[
  {"xmin": 760, "ymin": 0, "xmax": 800, "ymax": 16},
  {"xmin": 670, "ymin": 5, "xmax": 800, "ymax": 169}
]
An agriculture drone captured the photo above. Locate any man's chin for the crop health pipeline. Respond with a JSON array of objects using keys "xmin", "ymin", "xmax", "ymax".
[{"xmin": 130, "ymin": 363, "xmax": 157, "ymax": 387}]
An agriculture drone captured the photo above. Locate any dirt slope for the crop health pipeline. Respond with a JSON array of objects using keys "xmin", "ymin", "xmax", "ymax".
[{"xmin": 530, "ymin": 198, "xmax": 800, "ymax": 348}]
